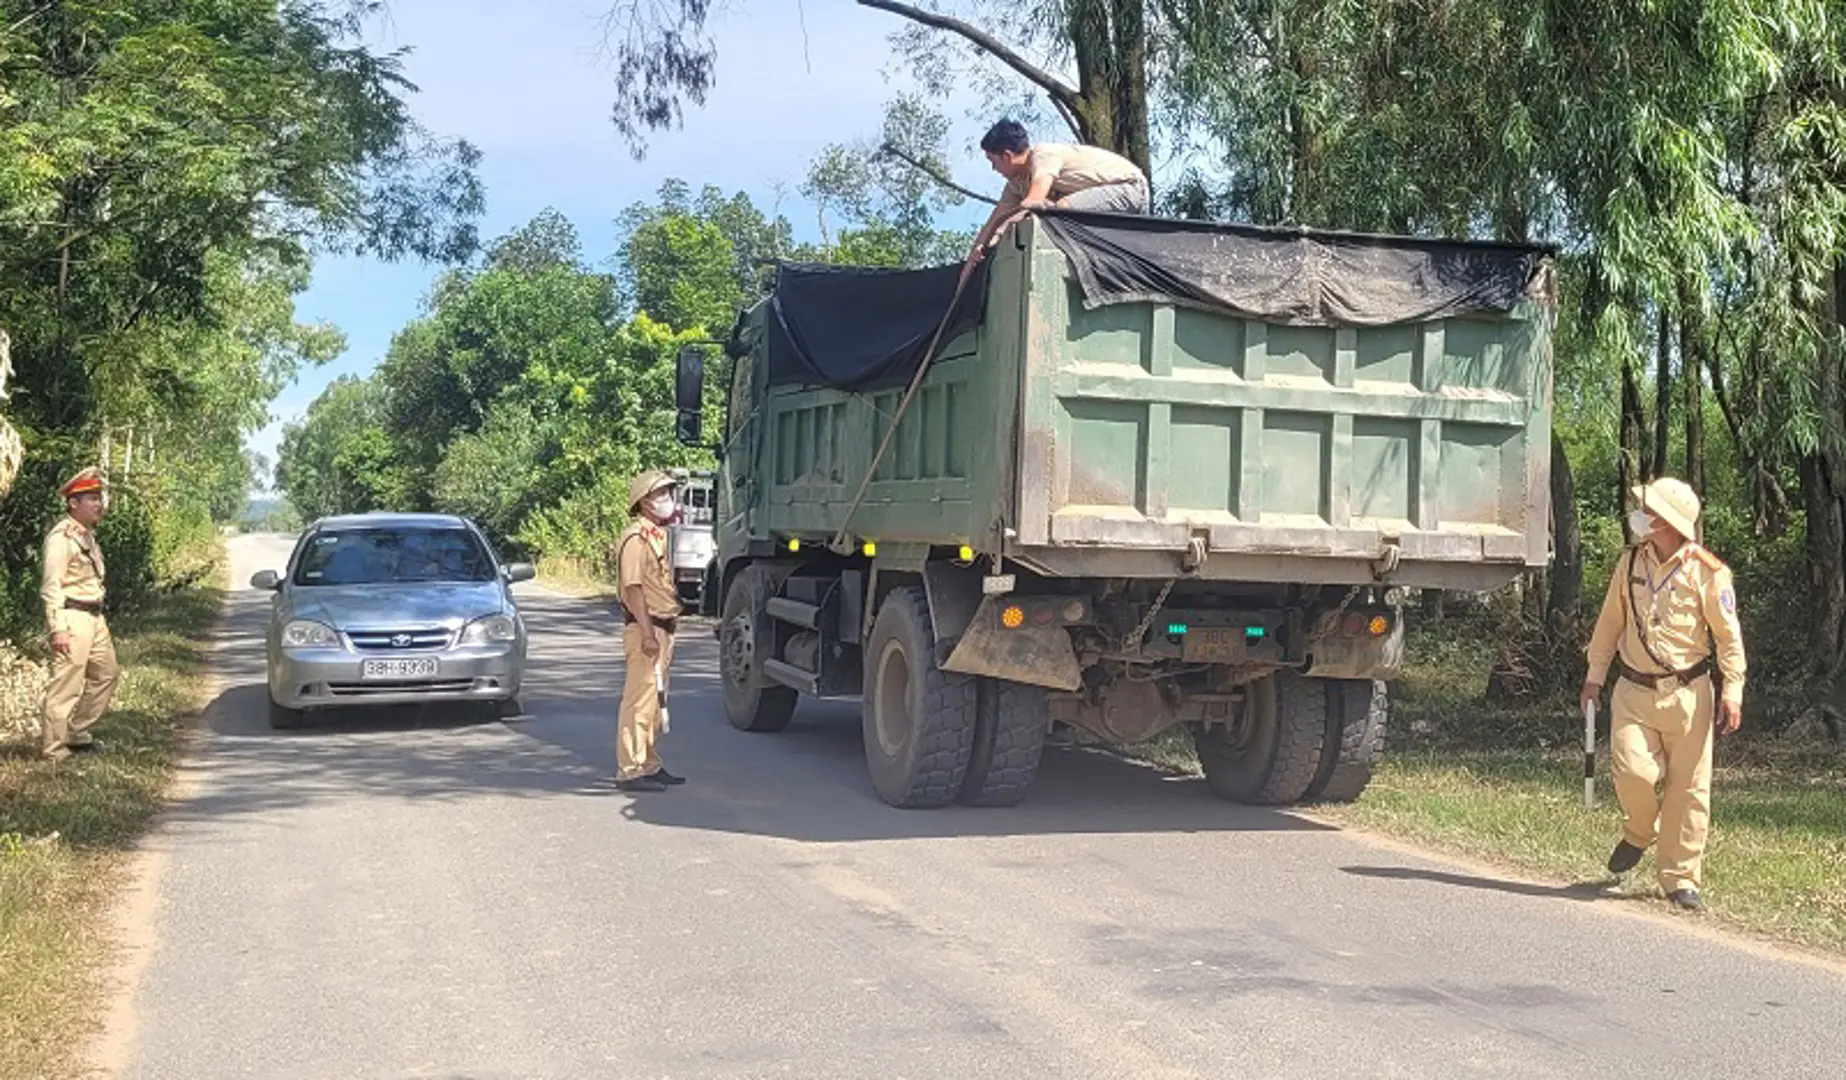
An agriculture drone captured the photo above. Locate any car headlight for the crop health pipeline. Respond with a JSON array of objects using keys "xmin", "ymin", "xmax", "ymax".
[
  {"xmin": 459, "ymin": 614, "xmax": 517, "ymax": 645},
  {"xmin": 282, "ymin": 619, "xmax": 340, "ymax": 648}
]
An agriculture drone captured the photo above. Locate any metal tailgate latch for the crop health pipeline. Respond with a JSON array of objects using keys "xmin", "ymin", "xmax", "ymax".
[
  {"xmin": 1372, "ymin": 536, "xmax": 1403, "ymax": 580},
  {"xmin": 1182, "ymin": 531, "xmax": 1209, "ymax": 575}
]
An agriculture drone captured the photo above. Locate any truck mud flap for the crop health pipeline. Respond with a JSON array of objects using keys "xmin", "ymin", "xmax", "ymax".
[
  {"xmin": 943, "ymin": 597, "xmax": 1083, "ymax": 692},
  {"xmin": 1305, "ymin": 618, "xmax": 1407, "ymax": 680}
]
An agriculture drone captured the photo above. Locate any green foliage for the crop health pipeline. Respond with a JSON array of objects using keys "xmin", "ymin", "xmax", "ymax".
[
  {"xmin": 272, "ymin": 169, "xmax": 958, "ymax": 577},
  {"xmin": 0, "ymin": 0, "xmax": 481, "ymax": 638}
]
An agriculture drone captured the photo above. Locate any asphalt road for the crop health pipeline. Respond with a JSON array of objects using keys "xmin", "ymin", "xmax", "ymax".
[{"xmin": 101, "ymin": 533, "xmax": 1846, "ymax": 1079}]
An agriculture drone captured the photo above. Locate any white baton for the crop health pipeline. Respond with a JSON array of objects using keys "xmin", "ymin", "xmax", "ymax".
[
  {"xmin": 1582, "ymin": 699, "xmax": 1597, "ymax": 808},
  {"xmin": 655, "ymin": 660, "xmax": 670, "ymax": 735}
]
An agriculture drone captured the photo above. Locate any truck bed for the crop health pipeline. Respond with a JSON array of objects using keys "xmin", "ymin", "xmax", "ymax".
[{"xmin": 745, "ymin": 217, "xmax": 1554, "ymax": 592}]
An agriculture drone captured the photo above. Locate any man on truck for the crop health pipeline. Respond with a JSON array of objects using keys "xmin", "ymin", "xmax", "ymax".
[
  {"xmin": 1581, "ymin": 476, "xmax": 1746, "ymax": 912},
  {"xmin": 963, "ymin": 119, "xmax": 1148, "ymax": 280}
]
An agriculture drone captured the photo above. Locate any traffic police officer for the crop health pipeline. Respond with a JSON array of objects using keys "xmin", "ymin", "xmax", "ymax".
[
  {"xmin": 39, "ymin": 467, "xmax": 120, "ymax": 762},
  {"xmin": 615, "ymin": 470, "xmax": 686, "ymax": 793},
  {"xmin": 1582, "ymin": 476, "xmax": 1746, "ymax": 911}
]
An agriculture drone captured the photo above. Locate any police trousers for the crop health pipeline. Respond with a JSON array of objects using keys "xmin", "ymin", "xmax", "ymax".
[
  {"xmin": 41, "ymin": 610, "xmax": 119, "ymax": 759},
  {"xmin": 1610, "ymin": 673, "xmax": 1716, "ymax": 893},
  {"xmin": 618, "ymin": 622, "xmax": 676, "ymax": 780}
]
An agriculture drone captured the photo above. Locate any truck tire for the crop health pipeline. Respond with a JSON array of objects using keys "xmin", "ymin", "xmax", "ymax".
[
  {"xmin": 863, "ymin": 587, "xmax": 976, "ymax": 808},
  {"xmin": 1192, "ymin": 672, "xmax": 1325, "ymax": 805},
  {"xmin": 1304, "ymin": 679, "xmax": 1387, "ymax": 803},
  {"xmin": 720, "ymin": 568, "xmax": 798, "ymax": 733},
  {"xmin": 957, "ymin": 678, "xmax": 1049, "ymax": 807}
]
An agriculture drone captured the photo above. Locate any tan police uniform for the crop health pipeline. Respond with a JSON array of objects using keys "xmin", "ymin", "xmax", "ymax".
[
  {"xmin": 616, "ymin": 472, "xmax": 683, "ymax": 783},
  {"xmin": 39, "ymin": 468, "xmax": 121, "ymax": 761},
  {"xmin": 1585, "ymin": 478, "xmax": 1745, "ymax": 898}
]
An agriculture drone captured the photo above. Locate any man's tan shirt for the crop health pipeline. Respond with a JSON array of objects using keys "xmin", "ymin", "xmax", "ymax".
[
  {"xmin": 1002, "ymin": 142, "xmax": 1144, "ymax": 203},
  {"xmin": 41, "ymin": 516, "xmax": 106, "ymax": 634},
  {"xmin": 1586, "ymin": 542, "xmax": 1746, "ymax": 705},
  {"xmin": 617, "ymin": 520, "xmax": 679, "ymax": 621}
]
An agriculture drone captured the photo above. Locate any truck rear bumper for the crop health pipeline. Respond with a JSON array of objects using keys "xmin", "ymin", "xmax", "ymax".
[{"xmin": 1004, "ymin": 545, "xmax": 1528, "ymax": 593}]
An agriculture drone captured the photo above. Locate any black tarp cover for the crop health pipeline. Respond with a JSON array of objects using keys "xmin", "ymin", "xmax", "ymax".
[
  {"xmin": 760, "ymin": 212, "xmax": 1551, "ymax": 390},
  {"xmin": 764, "ymin": 259, "xmax": 989, "ymax": 390},
  {"xmin": 1037, "ymin": 210, "xmax": 1553, "ymax": 328}
]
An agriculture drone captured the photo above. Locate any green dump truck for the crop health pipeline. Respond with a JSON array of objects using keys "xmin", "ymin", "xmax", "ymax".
[{"xmin": 674, "ymin": 211, "xmax": 1555, "ymax": 809}]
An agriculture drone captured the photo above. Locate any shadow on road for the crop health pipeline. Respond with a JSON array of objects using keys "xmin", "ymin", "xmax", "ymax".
[
  {"xmin": 185, "ymin": 579, "xmax": 1338, "ymax": 843},
  {"xmin": 1341, "ymin": 865, "xmax": 1620, "ymax": 902}
]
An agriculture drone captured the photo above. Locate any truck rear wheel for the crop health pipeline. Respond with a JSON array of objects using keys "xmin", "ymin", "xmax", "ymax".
[
  {"xmin": 720, "ymin": 568, "xmax": 798, "ymax": 733},
  {"xmin": 1304, "ymin": 679, "xmax": 1387, "ymax": 803},
  {"xmin": 1192, "ymin": 672, "xmax": 1325, "ymax": 805},
  {"xmin": 957, "ymin": 678, "xmax": 1049, "ymax": 807},
  {"xmin": 863, "ymin": 587, "xmax": 976, "ymax": 808}
]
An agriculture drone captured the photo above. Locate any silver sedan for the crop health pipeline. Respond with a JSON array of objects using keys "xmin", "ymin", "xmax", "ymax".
[{"xmin": 250, "ymin": 513, "xmax": 537, "ymax": 728}]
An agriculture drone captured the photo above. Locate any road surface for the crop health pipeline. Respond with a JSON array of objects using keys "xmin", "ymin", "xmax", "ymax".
[{"xmin": 100, "ymin": 534, "xmax": 1846, "ymax": 1079}]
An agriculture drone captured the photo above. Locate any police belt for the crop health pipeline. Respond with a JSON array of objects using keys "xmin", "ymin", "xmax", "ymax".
[
  {"xmin": 624, "ymin": 611, "xmax": 678, "ymax": 635},
  {"xmin": 62, "ymin": 597, "xmax": 104, "ymax": 616},
  {"xmin": 1617, "ymin": 657, "xmax": 1713, "ymax": 693}
]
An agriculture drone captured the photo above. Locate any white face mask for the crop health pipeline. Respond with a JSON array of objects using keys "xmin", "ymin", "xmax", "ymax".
[
  {"xmin": 1628, "ymin": 509, "xmax": 1654, "ymax": 539},
  {"xmin": 647, "ymin": 494, "xmax": 676, "ymax": 520}
]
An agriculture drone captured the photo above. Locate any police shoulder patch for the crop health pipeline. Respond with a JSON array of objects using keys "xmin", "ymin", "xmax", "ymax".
[{"xmin": 1721, "ymin": 588, "xmax": 1737, "ymax": 613}]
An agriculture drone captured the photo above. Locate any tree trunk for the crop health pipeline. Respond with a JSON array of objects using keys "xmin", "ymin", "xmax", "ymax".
[
  {"xmin": 1804, "ymin": 453, "xmax": 1846, "ymax": 677},
  {"xmin": 1108, "ymin": 0, "xmax": 1149, "ymax": 178},
  {"xmin": 858, "ymin": 0, "xmax": 1150, "ymax": 177},
  {"xmin": 1681, "ymin": 305, "xmax": 1706, "ymax": 499},
  {"xmin": 1806, "ymin": 261, "xmax": 1846, "ymax": 677},
  {"xmin": 1653, "ymin": 309, "xmax": 1671, "ymax": 480},
  {"xmin": 1619, "ymin": 354, "xmax": 1647, "ymax": 512},
  {"xmin": 1546, "ymin": 432, "xmax": 1582, "ymax": 633}
]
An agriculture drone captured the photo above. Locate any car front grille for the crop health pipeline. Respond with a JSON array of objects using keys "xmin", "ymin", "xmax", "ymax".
[
  {"xmin": 346, "ymin": 629, "xmax": 452, "ymax": 651},
  {"xmin": 325, "ymin": 679, "xmax": 479, "ymax": 697}
]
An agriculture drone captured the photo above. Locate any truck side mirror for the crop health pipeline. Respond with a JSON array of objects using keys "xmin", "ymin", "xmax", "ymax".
[{"xmin": 676, "ymin": 346, "xmax": 703, "ymax": 446}]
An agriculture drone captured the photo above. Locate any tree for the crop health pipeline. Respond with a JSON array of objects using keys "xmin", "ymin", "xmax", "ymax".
[
  {"xmin": 599, "ymin": 0, "xmax": 1153, "ymax": 175},
  {"xmin": 0, "ymin": 0, "xmax": 481, "ymax": 628}
]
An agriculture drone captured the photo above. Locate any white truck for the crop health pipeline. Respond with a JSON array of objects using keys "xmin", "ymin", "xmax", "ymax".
[{"xmin": 666, "ymin": 468, "xmax": 716, "ymax": 607}]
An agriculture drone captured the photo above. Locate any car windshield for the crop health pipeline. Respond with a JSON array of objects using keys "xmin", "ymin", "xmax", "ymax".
[{"xmin": 294, "ymin": 526, "xmax": 496, "ymax": 586}]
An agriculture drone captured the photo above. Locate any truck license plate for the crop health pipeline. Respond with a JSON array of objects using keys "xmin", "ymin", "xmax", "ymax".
[
  {"xmin": 361, "ymin": 657, "xmax": 439, "ymax": 680},
  {"xmin": 1181, "ymin": 628, "xmax": 1245, "ymax": 664}
]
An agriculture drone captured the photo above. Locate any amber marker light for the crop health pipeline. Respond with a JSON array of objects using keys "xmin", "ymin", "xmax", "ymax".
[
  {"xmin": 1369, "ymin": 615, "xmax": 1390, "ymax": 636},
  {"xmin": 1001, "ymin": 604, "xmax": 1025, "ymax": 629}
]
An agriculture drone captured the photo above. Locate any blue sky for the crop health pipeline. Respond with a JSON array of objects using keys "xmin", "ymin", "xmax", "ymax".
[{"xmin": 252, "ymin": 0, "xmax": 1001, "ymax": 487}]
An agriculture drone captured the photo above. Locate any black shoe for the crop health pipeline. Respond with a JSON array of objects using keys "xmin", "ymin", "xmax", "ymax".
[
  {"xmin": 1607, "ymin": 840, "xmax": 1646, "ymax": 875},
  {"xmin": 67, "ymin": 738, "xmax": 101, "ymax": 753},
  {"xmin": 1669, "ymin": 888, "xmax": 1703, "ymax": 911},
  {"xmin": 650, "ymin": 768, "xmax": 686, "ymax": 786},
  {"xmin": 616, "ymin": 776, "xmax": 667, "ymax": 793}
]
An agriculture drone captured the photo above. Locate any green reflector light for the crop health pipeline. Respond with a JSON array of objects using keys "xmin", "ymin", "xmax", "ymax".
[
  {"xmin": 1167, "ymin": 623, "xmax": 1188, "ymax": 635},
  {"xmin": 1246, "ymin": 627, "xmax": 1266, "ymax": 639}
]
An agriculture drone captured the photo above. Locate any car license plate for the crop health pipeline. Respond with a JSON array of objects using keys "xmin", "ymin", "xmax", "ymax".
[
  {"xmin": 361, "ymin": 657, "xmax": 439, "ymax": 680},
  {"xmin": 1181, "ymin": 627, "xmax": 1246, "ymax": 664}
]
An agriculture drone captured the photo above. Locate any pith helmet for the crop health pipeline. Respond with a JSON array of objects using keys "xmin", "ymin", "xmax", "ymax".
[
  {"xmin": 59, "ymin": 466, "xmax": 106, "ymax": 498},
  {"xmin": 628, "ymin": 469, "xmax": 678, "ymax": 512},
  {"xmin": 1633, "ymin": 476, "xmax": 1700, "ymax": 540}
]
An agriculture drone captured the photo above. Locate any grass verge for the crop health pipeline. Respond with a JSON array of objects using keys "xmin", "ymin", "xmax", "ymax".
[
  {"xmin": 1314, "ymin": 746, "xmax": 1846, "ymax": 954},
  {"xmin": 534, "ymin": 555, "xmax": 618, "ymax": 601},
  {"xmin": 0, "ymin": 570, "xmax": 224, "ymax": 1080}
]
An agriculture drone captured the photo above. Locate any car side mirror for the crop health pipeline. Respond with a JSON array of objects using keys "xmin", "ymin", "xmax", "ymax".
[
  {"xmin": 504, "ymin": 563, "xmax": 537, "ymax": 584},
  {"xmin": 675, "ymin": 345, "xmax": 703, "ymax": 446},
  {"xmin": 250, "ymin": 570, "xmax": 281, "ymax": 591}
]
